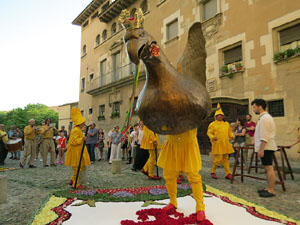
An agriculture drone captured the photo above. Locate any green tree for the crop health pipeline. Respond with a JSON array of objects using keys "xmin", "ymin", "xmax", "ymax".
[{"xmin": 0, "ymin": 104, "xmax": 58, "ymax": 131}]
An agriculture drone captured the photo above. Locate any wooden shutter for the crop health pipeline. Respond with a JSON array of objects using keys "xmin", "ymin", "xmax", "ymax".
[
  {"xmin": 203, "ymin": 0, "xmax": 217, "ymax": 21},
  {"xmin": 280, "ymin": 23, "xmax": 300, "ymax": 46},
  {"xmin": 224, "ymin": 45, "xmax": 242, "ymax": 65},
  {"xmin": 167, "ymin": 19, "xmax": 178, "ymax": 40}
]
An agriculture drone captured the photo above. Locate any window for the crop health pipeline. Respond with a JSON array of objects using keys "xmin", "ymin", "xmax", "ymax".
[
  {"xmin": 102, "ymin": 30, "xmax": 107, "ymax": 41},
  {"xmin": 99, "ymin": 105, "xmax": 105, "ymax": 116},
  {"xmin": 268, "ymin": 100, "xmax": 284, "ymax": 117},
  {"xmin": 112, "ymin": 52, "xmax": 120, "ymax": 81},
  {"xmin": 91, "ymin": 12, "xmax": 98, "ymax": 20},
  {"xmin": 95, "ymin": 34, "xmax": 100, "ymax": 46},
  {"xmin": 89, "ymin": 73, "xmax": 94, "ymax": 81},
  {"xmin": 81, "ymin": 78, "xmax": 85, "ymax": 91},
  {"xmin": 203, "ymin": 0, "xmax": 217, "ymax": 21},
  {"xmin": 130, "ymin": 8, "xmax": 136, "ymax": 18},
  {"xmin": 83, "ymin": 20, "xmax": 89, "ymax": 28},
  {"xmin": 279, "ymin": 23, "xmax": 300, "ymax": 46},
  {"xmin": 140, "ymin": 0, "xmax": 148, "ymax": 13},
  {"xmin": 224, "ymin": 45, "xmax": 242, "ymax": 65},
  {"xmin": 81, "ymin": 110, "xmax": 84, "ymax": 116},
  {"xmin": 100, "ymin": 59, "xmax": 107, "ymax": 86},
  {"xmin": 82, "ymin": 45, "xmax": 87, "ymax": 55},
  {"xmin": 89, "ymin": 108, "xmax": 93, "ymax": 115},
  {"xmin": 112, "ymin": 102, "xmax": 120, "ymax": 113},
  {"xmin": 167, "ymin": 19, "xmax": 178, "ymax": 41},
  {"xmin": 111, "ymin": 23, "xmax": 117, "ymax": 35}
]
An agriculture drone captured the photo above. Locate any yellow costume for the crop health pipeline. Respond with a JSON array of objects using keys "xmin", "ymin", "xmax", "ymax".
[
  {"xmin": 21, "ymin": 125, "xmax": 39, "ymax": 167},
  {"xmin": 207, "ymin": 104, "xmax": 234, "ymax": 176},
  {"xmin": 40, "ymin": 125, "xmax": 57, "ymax": 166},
  {"xmin": 141, "ymin": 126, "xmax": 161, "ymax": 177},
  {"xmin": 158, "ymin": 128, "xmax": 205, "ymax": 212},
  {"xmin": 65, "ymin": 108, "xmax": 90, "ymax": 188}
]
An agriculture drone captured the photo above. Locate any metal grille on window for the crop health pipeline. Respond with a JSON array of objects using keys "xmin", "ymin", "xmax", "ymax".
[
  {"xmin": 167, "ymin": 19, "xmax": 178, "ymax": 40},
  {"xmin": 268, "ymin": 100, "xmax": 284, "ymax": 117},
  {"xmin": 89, "ymin": 73, "xmax": 94, "ymax": 81},
  {"xmin": 224, "ymin": 45, "xmax": 242, "ymax": 65},
  {"xmin": 280, "ymin": 23, "xmax": 300, "ymax": 46},
  {"xmin": 99, "ymin": 105, "xmax": 105, "ymax": 116},
  {"xmin": 113, "ymin": 102, "xmax": 120, "ymax": 113},
  {"xmin": 203, "ymin": 0, "xmax": 217, "ymax": 21},
  {"xmin": 83, "ymin": 45, "xmax": 86, "ymax": 55},
  {"xmin": 89, "ymin": 108, "xmax": 93, "ymax": 114}
]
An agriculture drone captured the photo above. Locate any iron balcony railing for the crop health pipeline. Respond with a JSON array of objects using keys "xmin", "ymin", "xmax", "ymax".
[{"xmin": 86, "ymin": 63, "xmax": 145, "ymax": 92}]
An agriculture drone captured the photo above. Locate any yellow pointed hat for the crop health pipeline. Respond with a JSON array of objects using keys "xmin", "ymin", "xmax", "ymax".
[
  {"xmin": 71, "ymin": 108, "xmax": 86, "ymax": 126},
  {"xmin": 214, "ymin": 103, "xmax": 224, "ymax": 117}
]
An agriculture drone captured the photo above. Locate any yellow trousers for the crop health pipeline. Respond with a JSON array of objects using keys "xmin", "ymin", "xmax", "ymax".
[
  {"xmin": 163, "ymin": 169, "xmax": 205, "ymax": 211},
  {"xmin": 143, "ymin": 149, "xmax": 158, "ymax": 177},
  {"xmin": 211, "ymin": 154, "xmax": 232, "ymax": 176},
  {"xmin": 71, "ymin": 166, "xmax": 86, "ymax": 188}
]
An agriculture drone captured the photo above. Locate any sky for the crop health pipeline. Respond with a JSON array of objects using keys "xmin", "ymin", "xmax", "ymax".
[{"xmin": 0, "ymin": 0, "xmax": 92, "ymax": 111}]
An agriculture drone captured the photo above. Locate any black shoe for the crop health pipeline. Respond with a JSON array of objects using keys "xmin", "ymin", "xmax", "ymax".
[
  {"xmin": 50, "ymin": 164, "xmax": 56, "ymax": 167},
  {"xmin": 9, "ymin": 156, "xmax": 13, "ymax": 159},
  {"xmin": 259, "ymin": 190, "xmax": 275, "ymax": 197},
  {"xmin": 257, "ymin": 188, "xmax": 267, "ymax": 194},
  {"xmin": 29, "ymin": 165, "xmax": 36, "ymax": 168},
  {"xmin": 19, "ymin": 163, "xmax": 23, "ymax": 168},
  {"xmin": 131, "ymin": 167, "xmax": 137, "ymax": 171},
  {"xmin": 98, "ymin": 158, "xmax": 101, "ymax": 161},
  {"xmin": 44, "ymin": 165, "xmax": 49, "ymax": 167}
]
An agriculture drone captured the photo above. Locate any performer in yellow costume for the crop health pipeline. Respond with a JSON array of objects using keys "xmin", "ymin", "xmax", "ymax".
[
  {"xmin": 207, "ymin": 103, "xmax": 234, "ymax": 180},
  {"xmin": 65, "ymin": 108, "xmax": 91, "ymax": 189},
  {"xmin": 141, "ymin": 126, "xmax": 161, "ymax": 180},
  {"xmin": 157, "ymin": 128, "xmax": 206, "ymax": 221}
]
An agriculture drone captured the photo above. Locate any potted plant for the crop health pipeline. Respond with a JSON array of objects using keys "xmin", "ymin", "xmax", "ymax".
[
  {"xmin": 97, "ymin": 115, "xmax": 105, "ymax": 120},
  {"xmin": 221, "ymin": 65, "xmax": 228, "ymax": 75},
  {"xmin": 285, "ymin": 48, "xmax": 295, "ymax": 58},
  {"xmin": 294, "ymin": 45, "xmax": 300, "ymax": 55},
  {"xmin": 110, "ymin": 111, "xmax": 120, "ymax": 118},
  {"xmin": 226, "ymin": 72, "xmax": 234, "ymax": 79},
  {"xmin": 236, "ymin": 62, "xmax": 243, "ymax": 71}
]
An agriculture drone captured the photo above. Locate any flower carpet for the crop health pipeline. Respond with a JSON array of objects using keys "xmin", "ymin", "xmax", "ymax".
[
  {"xmin": 30, "ymin": 184, "xmax": 299, "ymax": 225},
  {"xmin": 0, "ymin": 167, "xmax": 19, "ymax": 172}
]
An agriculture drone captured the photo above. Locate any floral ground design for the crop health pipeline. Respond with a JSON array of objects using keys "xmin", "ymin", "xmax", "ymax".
[{"xmin": 30, "ymin": 184, "xmax": 299, "ymax": 225}]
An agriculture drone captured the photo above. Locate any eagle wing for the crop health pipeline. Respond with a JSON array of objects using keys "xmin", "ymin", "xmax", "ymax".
[{"xmin": 177, "ymin": 22, "xmax": 207, "ymax": 86}]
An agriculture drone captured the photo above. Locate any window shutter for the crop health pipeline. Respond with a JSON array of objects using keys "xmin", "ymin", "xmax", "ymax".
[
  {"xmin": 167, "ymin": 20, "xmax": 178, "ymax": 40},
  {"xmin": 280, "ymin": 23, "xmax": 300, "ymax": 46},
  {"xmin": 203, "ymin": 0, "xmax": 217, "ymax": 21},
  {"xmin": 224, "ymin": 45, "xmax": 242, "ymax": 65}
]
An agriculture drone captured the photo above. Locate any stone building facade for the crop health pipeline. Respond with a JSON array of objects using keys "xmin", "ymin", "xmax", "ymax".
[
  {"xmin": 72, "ymin": 0, "xmax": 300, "ymax": 159},
  {"xmin": 58, "ymin": 102, "xmax": 79, "ymax": 130}
]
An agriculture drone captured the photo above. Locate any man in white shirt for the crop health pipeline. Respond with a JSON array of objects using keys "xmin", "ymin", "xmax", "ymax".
[{"xmin": 251, "ymin": 99, "xmax": 277, "ymax": 198}]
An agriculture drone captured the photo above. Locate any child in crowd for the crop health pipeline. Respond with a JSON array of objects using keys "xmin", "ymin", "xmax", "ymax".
[{"xmin": 57, "ymin": 131, "xmax": 67, "ymax": 164}]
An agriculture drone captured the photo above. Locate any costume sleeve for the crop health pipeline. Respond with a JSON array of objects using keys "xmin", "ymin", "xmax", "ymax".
[
  {"xmin": 228, "ymin": 123, "xmax": 234, "ymax": 139},
  {"xmin": 68, "ymin": 129, "xmax": 84, "ymax": 146},
  {"xmin": 207, "ymin": 123, "xmax": 215, "ymax": 140},
  {"xmin": 24, "ymin": 126, "xmax": 34, "ymax": 136},
  {"xmin": 40, "ymin": 126, "xmax": 47, "ymax": 135}
]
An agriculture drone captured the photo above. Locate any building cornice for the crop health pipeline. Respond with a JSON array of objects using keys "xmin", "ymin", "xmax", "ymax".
[
  {"xmin": 98, "ymin": 0, "xmax": 138, "ymax": 23},
  {"xmin": 72, "ymin": 0, "xmax": 106, "ymax": 26}
]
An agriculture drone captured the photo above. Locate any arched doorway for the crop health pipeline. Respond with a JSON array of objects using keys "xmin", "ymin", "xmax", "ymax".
[{"xmin": 197, "ymin": 98, "xmax": 249, "ymax": 155}]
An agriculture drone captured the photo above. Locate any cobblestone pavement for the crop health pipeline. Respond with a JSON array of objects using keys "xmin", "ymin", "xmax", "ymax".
[{"xmin": 0, "ymin": 152, "xmax": 299, "ymax": 225}]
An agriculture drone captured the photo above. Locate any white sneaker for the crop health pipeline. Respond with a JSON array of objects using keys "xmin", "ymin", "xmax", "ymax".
[{"xmin": 40, "ymin": 159, "xmax": 43, "ymax": 162}]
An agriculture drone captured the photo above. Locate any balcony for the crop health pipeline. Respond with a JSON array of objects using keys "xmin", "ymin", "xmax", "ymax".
[
  {"xmin": 86, "ymin": 63, "xmax": 146, "ymax": 95},
  {"xmin": 98, "ymin": 0, "xmax": 138, "ymax": 23}
]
